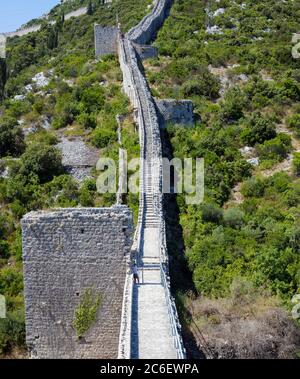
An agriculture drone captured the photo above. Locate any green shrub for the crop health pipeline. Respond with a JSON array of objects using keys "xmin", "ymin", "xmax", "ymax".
[
  {"xmin": 0, "ymin": 267, "xmax": 23, "ymax": 297},
  {"xmin": 266, "ymin": 172, "xmax": 292, "ymax": 193},
  {"xmin": 19, "ymin": 143, "xmax": 64, "ymax": 183},
  {"xmin": 79, "ymin": 180, "xmax": 96, "ymax": 207},
  {"xmin": 224, "ymin": 208, "xmax": 245, "ymax": 229},
  {"xmin": 287, "ymin": 114, "xmax": 300, "ymax": 135},
  {"xmin": 0, "ymin": 311, "xmax": 25, "ymax": 355},
  {"xmin": 0, "ymin": 241, "xmax": 9, "ymax": 260},
  {"xmin": 258, "ymin": 133, "xmax": 292, "ymax": 162},
  {"xmin": 201, "ymin": 203, "xmax": 223, "ymax": 224},
  {"xmin": 181, "ymin": 70, "xmax": 220, "ymax": 99},
  {"xmin": 241, "ymin": 113, "xmax": 277, "ymax": 146},
  {"xmin": 92, "ymin": 128, "xmax": 116, "ymax": 148},
  {"xmin": 73, "ymin": 288, "xmax": 102, "ymax": 338},
  {"xmin": 219, "ymin": 87, "xmax": 245, "ymax": 123},
  {"xmin": 0, "ymin": 118, "xmax": 25, "ymax": 158},
  {"xmin": 242, "ymin": 177, "xmax": 266, "ymax": 198},
  {"xmin": 76, "ymin": 112, "xmax": 97, "ymax": 129}
]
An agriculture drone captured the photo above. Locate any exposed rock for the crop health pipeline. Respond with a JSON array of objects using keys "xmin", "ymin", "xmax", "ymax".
[
  {"xmin": 32, "ymin": 72, "xmax": 50, "ymax": 88},
  {"xmin": 206, "ymin": 25, "xmax": 223, "ymax": 35},
  {"xmin": 14, "ymin": 94, "xmax": 26, "ymax": 101},
  {"xmin": 247, "ymin": 157, "xmax": 259, "ymax": 166},
  {"xmin": 213, "ymin": 8, "xmax": 225, "ymax": 17},
  {"xmin": 239, "ymin": 146, "xmax": 256, "ymax": 158},
  {"xmin": 208, "ymin": 64, "xmax": 248, "ymax": 97},
  {"xmin": 0, "ymin": 164, "xmax": 9, "ymax": 178}
]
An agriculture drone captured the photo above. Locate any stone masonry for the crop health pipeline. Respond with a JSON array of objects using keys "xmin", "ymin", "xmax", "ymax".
[
  {"xmin": 94, "ymin": 25, "xmax": 118, "ymax": 57},
  {"xmin": 133, "ymin": 43, "xmax": 158, "ymax": 61},
  {"xmin": 127, "ymin": 0, "xmax": 173, "ymax": 45},
  {"xmin": 155, "ymin": 98, "xmax": 194, "ymax": 126},
  {"xmin": 22, "ymin": 206, "xmax": 133, "ymax": 359}
]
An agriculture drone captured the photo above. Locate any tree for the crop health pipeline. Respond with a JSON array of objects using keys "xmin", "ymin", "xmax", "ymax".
[
  {"xmin": 0, "ymin": 118, "xmax": 25, "ymax": 158},
  {"xmin": 87, "ymin": 0, "xmax": 94, "ymax": 15},
  {"xmin": 0, "ymin": 58, "xmax": 6, "ymax": 100},
  {"xmin": 19, "ymin": 143, "xmax": 64, "ymax": 183},
  {"xmin": 293, "ymin": 152, "xmax": 300, "ymax": 176},
  {"xmin": 47, "ymin": 27, "xmax": 58, "ymax": 50}
]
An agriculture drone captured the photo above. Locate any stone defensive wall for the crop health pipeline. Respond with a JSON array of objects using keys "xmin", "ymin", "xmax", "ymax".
[
  {"xmin": 3, "ymin": 7, "xmax": 88, "ymax": 39},
  {"xmin": 127, "ymin": 0, "xmax": 173, "ymax": 45},
  {"xmin": 117, "ymin": 0, "xmax": 186, "ymax": 359}
]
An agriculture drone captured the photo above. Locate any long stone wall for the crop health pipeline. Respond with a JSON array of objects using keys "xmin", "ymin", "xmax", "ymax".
[
  {"xmin": 117, "ymin": 0, "xmax": 186, "ymax": 359},
  {"xmin": 22, "ymin": 206, "xmax": 133, "ymax": 359},
  {"xmin": 127, "ymin": 0, "xmax": 173, "ymax": 45},
  {"xmin": 3, "ymin": 7, "xmax": 88, "ymax": 38}
]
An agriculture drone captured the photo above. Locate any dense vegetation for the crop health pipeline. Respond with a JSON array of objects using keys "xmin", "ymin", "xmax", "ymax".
[
  {"xmin": 145, "ymin": 0, "xmax": 300, "ymax": 358},
  {"xmin": 0, "ymin": 0, "xmax": 147, "ymax": 356}
]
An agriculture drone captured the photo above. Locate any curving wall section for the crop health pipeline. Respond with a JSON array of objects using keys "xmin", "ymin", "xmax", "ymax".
[{"xmin": 127, "ymin": 0, "xmax": 173, "ymax": 45}]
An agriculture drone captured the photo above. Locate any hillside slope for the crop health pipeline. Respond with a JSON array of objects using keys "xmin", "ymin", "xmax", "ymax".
[{"xmin": 144, "ymin": 0, "xmax": 300, "ymax": 358}]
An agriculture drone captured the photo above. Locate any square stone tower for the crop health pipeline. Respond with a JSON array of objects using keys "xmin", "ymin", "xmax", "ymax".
[
  {"xmin": 21, "ymin": 206, "xmax": 133, "ymax": 359},
  {"xmin": 94, "ymin": 25, "xmax": 118, "ymax": 57}
]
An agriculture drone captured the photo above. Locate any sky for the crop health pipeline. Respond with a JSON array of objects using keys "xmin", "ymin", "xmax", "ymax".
[{"xmin": 0, "ymin": 0, "xmax": 60, "ymax": 33}]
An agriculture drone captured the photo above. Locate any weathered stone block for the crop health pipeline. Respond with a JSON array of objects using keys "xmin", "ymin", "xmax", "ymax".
[{"xmin": 22, "ymin": 206, "xmax": 133, "ymax": 359}]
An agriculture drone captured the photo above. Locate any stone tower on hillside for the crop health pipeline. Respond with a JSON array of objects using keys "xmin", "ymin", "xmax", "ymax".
[
  {"xmin": 22, "ymin": 206, "xmax": 133, "ymax": 359},
  {"xmin": 94, "ymin": 24, "xmax": 118, "ymax": 57}
]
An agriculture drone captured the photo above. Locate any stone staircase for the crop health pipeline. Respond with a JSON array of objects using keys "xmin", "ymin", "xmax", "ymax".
[
  {"xmin": 131, "ymin": 228, "xmax": 177, "ymax": 359},
  {"xmin": 144, "ymin": 164, "xmax": 160, "ymax": 228}
]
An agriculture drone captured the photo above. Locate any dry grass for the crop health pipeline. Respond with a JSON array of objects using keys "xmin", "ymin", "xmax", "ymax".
[
  {"xmin": 0, "ymin": 347, "xmax": 28, "ymax": 360},
  {"xmin": 185, "ymin": 279, "xmax": 300, "ymax": 359}
]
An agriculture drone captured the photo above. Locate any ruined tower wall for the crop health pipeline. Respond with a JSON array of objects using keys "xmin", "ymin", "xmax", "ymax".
[
  {"xmin": 94, "ymin": 25, "xmax": 118, "ymax": 57},
  {"xmin": 22, "ymin": 206, "xmax": 133, "ymax": 359},
  {"xmin": 155, "ymin": 98, "xmax": 194, "ymax": 126}
]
